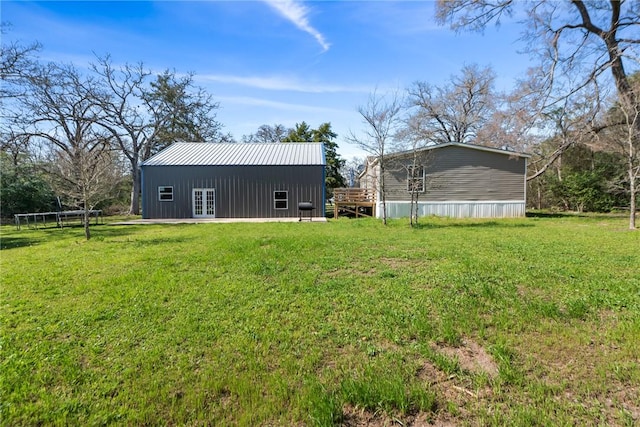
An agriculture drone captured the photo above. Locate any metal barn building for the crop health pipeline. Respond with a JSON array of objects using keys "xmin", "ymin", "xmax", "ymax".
[
  {"xmin": 358, "ymin": 142, "xmax": 530, "ymax": 219},
  {"xmin": 141, "ymin": 142, "xmax": 326, "ymax": 219}
]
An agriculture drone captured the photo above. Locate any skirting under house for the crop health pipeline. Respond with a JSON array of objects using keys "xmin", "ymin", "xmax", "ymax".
[{"xmin": 380, "ymin": 200, "xmax": 526, "ymax": 219}]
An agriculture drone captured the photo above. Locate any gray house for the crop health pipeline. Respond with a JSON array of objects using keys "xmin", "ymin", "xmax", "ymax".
[
  {"xmin": 141, "ymin": 142, "xmax": 326, "ymax": 219},
  {"xmin": 358, "ymin": 142, "xmax": 530, "ymax": 218}
]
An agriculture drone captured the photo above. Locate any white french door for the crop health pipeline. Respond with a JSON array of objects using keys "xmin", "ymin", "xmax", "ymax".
[{"xmin": 192, "ymin": 188, "xmax": 215, "ymax": 218}]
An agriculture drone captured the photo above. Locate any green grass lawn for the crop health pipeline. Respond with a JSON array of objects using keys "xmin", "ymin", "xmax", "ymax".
[{"xmin": 1, "ymin": 215, "xmax": 639, "ymax": 426}]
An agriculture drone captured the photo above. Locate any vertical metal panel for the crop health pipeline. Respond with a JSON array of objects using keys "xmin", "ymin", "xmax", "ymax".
[
  {"xmin": 141, "ymin": 166, "xmax": 146, "ymax": 217},
  {"xmin": 142, "ymin": 164, "xmax": 324, "ymax": 219},
  {"xmin": 380, "ymin": 201, "xmax": 526, "ymax": 219}
]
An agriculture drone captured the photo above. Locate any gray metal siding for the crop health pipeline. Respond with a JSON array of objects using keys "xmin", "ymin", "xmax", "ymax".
[
  {"xmin": 384, "ymin": 146, "xmax": 526, "ymax": 202},
  {"xmin": 142, "ymin": 165, "xmax": 324, "ymax": 219}
]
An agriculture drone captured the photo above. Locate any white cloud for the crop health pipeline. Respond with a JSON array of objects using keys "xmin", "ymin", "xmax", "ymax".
[
  {"xmin": 262, "ymin": 0, "xmax": 330, "ymax": 52},
  {"xmin": 196, "ymin": 73, "xmax": 371, "ymax": 94},
  {"xmin": 217, "ymin": 95, "xmax": 351, "ymax": 114}
]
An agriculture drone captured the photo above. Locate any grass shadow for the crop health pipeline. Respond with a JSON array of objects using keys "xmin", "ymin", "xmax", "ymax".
[
  {"xmin": 526, "ymin": 211, "xmax": 568, "ymax": 218},
  {"xmin": 526, "ymin": 210, "xmax": 630, "ymax": 220},
  {"xmin": 100, "ymin": 224, "xmax": 201, "ymax": 246},
  {"xmin": 411, "ymin": 221, "xmax": 535, "ymax": 230},
  {"xmin": 0, "ymin": 235, "xmax": 44, "ymax": 250},
  {"xmin": 0, "ymin": 222, "xmax": 146, "ymax": 250},
  {"xmin": 104, "ymin": 235, "xmax": 199, "ymax": 247}
]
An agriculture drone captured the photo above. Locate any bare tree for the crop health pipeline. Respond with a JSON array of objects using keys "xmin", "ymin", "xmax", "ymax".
[
  {"xmin": 527, "ymin": 89, "xmax": 602, "ymax": 181},
  {"xmin": 21, "ymin": 62, "xmax": 120, "ymax": 239},
  {"xmin": 616, "ymin": 96, "xmax": 639, "ymax": 229},
  {"xmin": 1, "ymin": 25, "xmax": 41, "ymax": 163},
  {"xmin": 91, "ymin": 56, "xmax": 224, "ymax": 215},
  {"xmin": 0, "ymin": 23, "xmax": 40, "ymax": 101},
  {"xmin": 340, "ymin": 156, "xmax": 366, "ymax": 188},
  {"xmin": 386, "ymin": 148, "xmax": 429, "ymax": 227},
  {"xmin": 242, "ymin": 124, "xmax": 290, "ymax": 143},
  {"xmin": 89, "ymin": 57, "xmax": 152, "ymax": 216},
  {"xmin": 436, "ymin": 1, "xmax": 639, "ymax": 228},
  {"xmin": 47, "ymin": 144, "xmax": 123, "ymax": 228},
  {"xmin": 598, "ymin": 87, "xmax": 640, "ymax": 229},
  {"xmin": 406, "ymin": 64, "xmax": 497, "ymax": 145},
  {"xmin": 394, "ymin": 113, "xmax": 433, "ymax": 226},
  {"xmin": 435, "ymin": 1, "xmax": 639, "ymax": 110},
  {"xmin": 348, "ymin": 90, "xmax": 404, "ymax": 225},
  {"xmin": 477, "ymin": 86, "xmax": 541, "ymax": 153}
]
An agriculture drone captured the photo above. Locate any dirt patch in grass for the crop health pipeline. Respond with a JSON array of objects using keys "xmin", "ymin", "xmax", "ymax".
[
  {"xmin": 435, "ymin": 339, "xmax": 499, "ymax": 378},
  {"xmin": 341, "ymin": 404, "xmax": 453, "ymax": 427},
  {"xmin": 415, "ymin": 358, "xmax": 493, "ymax": 425},
  {"xmin": 340, "ymin": 404, "xmax": 390, "ymax": 427},
  {"xmin": 599, "ymin": 387, "xmax": 640, "ymax": 426},
  {"xmin": 612, "ymin": 386, "xmax": 640, "ymax": 422},
  {"xmin": 325, "ymin": 267, "xmax": 378, "ymax": 278},
  {"xmin": 378, "ymin": 257, "xmax": 420, "ymax": 269},
  {"xmin": 324, "ymin": 257, "xmax": 424, "ymax": 280},
  {"xmin": 416, "ymin": 360, "xmax": 451, "ymax": 385},
  {"xmin": 413, "ymin": 340, "xmax": 500, "ymax": 424}
]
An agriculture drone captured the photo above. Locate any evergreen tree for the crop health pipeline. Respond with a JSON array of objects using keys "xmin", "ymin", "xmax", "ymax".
[
  {"xmin": 283, "ymin": 122, "xmax": 314, "ymax": 143},
  {"xmin": 284, "ymin": 122, "xmax": 346, "ymax": 195}
]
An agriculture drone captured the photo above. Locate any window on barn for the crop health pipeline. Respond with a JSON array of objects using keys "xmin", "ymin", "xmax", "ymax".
[
  {"xmin": 158, "ymin": 186, "xmax": 174, "ymax": 201},
  {"xmin": 274, "ymin": 191, "xmax": 288, "ymax": 209},
  {"xmin": 407, "ymin": 166, "xmax": 425, "ymax": 192}
]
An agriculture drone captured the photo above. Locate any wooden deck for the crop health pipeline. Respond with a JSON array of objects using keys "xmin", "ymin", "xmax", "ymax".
[{"xmin": 333, "ymin": 188, "xmax": 376, "ymax": 218}]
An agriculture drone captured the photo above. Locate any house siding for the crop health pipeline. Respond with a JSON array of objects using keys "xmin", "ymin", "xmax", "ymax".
[
  {"xmin": 384, "ymin": 146, "xmax": 526, "ymax": 202},
  {"xmin": 142, "ymin": 165, "xmax": 324, "ymax": 219}
]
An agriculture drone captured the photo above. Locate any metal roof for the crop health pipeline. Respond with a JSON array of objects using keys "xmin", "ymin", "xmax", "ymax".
[{"xmin": 142, "ymin": 142, "xmax": 326, "ymax": 166}]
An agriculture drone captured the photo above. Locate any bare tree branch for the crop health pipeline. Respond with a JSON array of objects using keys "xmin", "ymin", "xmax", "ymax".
[{"xmin": 348, "ymin": 89, "xmax": 404, "ymax": 224}]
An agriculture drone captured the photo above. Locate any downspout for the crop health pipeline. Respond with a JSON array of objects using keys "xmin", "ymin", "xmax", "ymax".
[
  {"xmin": 321, "ymin": 143, "xmax": 326, "ymax": 218},
  {"xmin": 141, "ymin": 164, "xmax": 147, "ymax": 219},
  {"xmin": 523, "ymin": 157, "xmax": 528, "ymax": 217},
  {"xmin": 322, "ymin": 167, "xmax": 326, "ymax": 218}
]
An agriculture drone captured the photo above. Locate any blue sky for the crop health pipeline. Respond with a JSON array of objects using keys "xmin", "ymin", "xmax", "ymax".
[{"xmin": 3, "ymin": 1, "xmax": 533, "ymax": 159}]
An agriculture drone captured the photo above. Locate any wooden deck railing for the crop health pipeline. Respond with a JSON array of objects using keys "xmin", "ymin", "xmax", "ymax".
[
  {"xmin": 333, "ymin": 188, "xmax": 376, "ymax": 203},
  {"xmin": 332, "ymin": 188, "xmax": 376, "ymax": 218}
]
